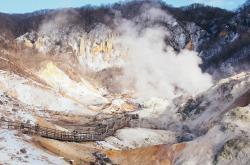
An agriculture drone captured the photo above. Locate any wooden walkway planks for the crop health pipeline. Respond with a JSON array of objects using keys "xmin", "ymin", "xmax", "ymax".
[{"xmin": 0, "ymin": 113, "xmax": 139, "ymax": 142}]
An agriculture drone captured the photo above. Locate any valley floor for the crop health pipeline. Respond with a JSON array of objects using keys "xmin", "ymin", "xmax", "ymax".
[{"xmin": 0, "ymin": 55, "xmax": 249, "ymax": 165}]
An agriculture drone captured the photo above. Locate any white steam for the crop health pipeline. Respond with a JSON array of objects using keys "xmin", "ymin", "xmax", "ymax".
[
  {"xmin": 39, "ymin": 9, "xmax": 78, "ymax": 35},
  {"xmin": 37, "ymin": 6, "xmax": 213, "ymax": 99},
  {"xmin": 115, "ymin": 7, "xmax": 213, "ymax": 99}
]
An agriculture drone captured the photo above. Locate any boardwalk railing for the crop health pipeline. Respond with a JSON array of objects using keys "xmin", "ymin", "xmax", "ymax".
[{"xmin": 0, "ymin": 113, "xmax": 139, "ymax": 142}]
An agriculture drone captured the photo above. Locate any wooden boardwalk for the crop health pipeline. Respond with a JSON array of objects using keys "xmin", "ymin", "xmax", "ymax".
[{"xmin": 0, "ymin": 113, "xmax": 139, "ymax": 142}]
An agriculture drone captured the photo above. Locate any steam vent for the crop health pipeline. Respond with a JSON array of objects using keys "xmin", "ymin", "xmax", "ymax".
[{"xmin": 0, "ymin": 0, "xmax": 250, "ymax": 164}]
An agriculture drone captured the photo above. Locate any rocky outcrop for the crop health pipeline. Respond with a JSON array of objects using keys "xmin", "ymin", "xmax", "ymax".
[
  {"xmin": 77, "ymin": 32, "xmax": 124, "ymax": 71},
  {"xmin": 176, "ymin": 72, "xmax": 250, "ymax": 133},
  {"xmin": 105, "ymin": 143, "xmax": 186, "ymax": 165},
  {"xmin": 215, "ymin": 139, "xmax": 250, "ymax": 165},
  {"xmin": 16, "ymin": 25, "xmax": 124, "ymax": 71}
]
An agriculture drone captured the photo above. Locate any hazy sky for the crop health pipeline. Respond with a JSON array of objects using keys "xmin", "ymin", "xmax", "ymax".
[{"xmin": 0, "ymin": 0, "xmax": 247, "ymax": 13}]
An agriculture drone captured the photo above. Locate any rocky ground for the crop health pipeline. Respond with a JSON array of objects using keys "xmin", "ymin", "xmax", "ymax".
[{"xmin": 0, "ymin": 0, "xmax": 249, "ymax": 165}]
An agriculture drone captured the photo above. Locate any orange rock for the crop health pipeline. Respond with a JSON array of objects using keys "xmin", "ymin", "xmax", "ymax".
[
  {"xmin": 105, "ymin": 143, "xmax": 186, "ymax": 165},
  {"xmin": 219, "ymin": 31, "xmax": 228, "ymax": 37},
  {"xmin": 185, "ymin": 40, "xmax": 193, "ymax": 50}
]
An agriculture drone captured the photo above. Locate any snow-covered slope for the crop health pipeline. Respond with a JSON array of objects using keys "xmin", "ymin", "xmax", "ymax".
[
  {"xmin": 36, "ymin": 61, "xmax": 108, "ymax": 105},
  {"xmin": 0, "ymin": 130, "xmax": 68, "ymax": 165},
  {"xmin": 0, "ymin": 70, "xmax": 96, "ymax": 115}
]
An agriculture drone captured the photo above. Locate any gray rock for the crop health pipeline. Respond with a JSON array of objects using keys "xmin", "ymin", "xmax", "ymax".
[
  {"xmin": 176, "ymin": 133, "xmax": 195, "ymax": 142},
  {"xmin": 215, "ymin": 139, "xmax": 250, "ymax": 165}
]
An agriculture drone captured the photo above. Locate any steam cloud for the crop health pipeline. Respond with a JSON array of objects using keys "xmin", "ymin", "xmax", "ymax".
[
  {"xmin": 115, "ymin": 7, "xmax": 213, "ymax": 99},
  {"xmin": 39, "ymin": 9, "xmax": 78, "ymax": 35},
  {"xmin": 37, "ymin": 5, "xmax": 213, "ymax": 99}
]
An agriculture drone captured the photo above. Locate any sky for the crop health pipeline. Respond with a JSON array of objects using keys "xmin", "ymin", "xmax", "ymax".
[{"xmin": 0, "ymin": 0, "xmax": 247, "ymax": 14}]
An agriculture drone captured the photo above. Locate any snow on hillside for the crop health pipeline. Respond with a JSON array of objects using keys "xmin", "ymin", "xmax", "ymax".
[
  {"xmin": 0, "ymin": 130, "xmax": 68, "ymax": 165},
  {"xmin": 100, "ymin": 127, "xmax": 177, "ymax": 149},
  {"xmin": 0, "ymin": 70, "xmax": 96, "ymax": 115},
  {"xmin": 37, "ymin": 62, "xmax": 108, "ymax": 105}
]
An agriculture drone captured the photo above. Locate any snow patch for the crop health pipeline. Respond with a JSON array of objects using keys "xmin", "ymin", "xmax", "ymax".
[
  {"xmin": 102, "ymin": 128, "xmax": 176, "ymax": 149},
  {"xmin": 0, "ymin": 129, "xmax": 68, "ymax": 165}
]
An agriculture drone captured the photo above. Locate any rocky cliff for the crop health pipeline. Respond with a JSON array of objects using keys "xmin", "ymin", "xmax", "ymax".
[{"xmin": 0, "ymin": 0, "xmax": 249, "ymax": 75}]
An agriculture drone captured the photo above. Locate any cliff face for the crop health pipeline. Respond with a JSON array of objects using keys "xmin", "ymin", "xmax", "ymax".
[
  {"xmin": 7, "ymin": 0, "xmax": 248, "ymax": 76},
  {"xmin": 16, "ymin": 24, "xmax": 125, "ymax": 71}
]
